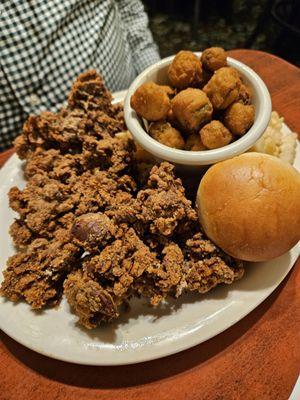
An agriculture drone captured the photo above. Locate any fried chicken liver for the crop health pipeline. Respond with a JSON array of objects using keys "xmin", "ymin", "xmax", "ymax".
[{"xmin": 1, "ymin": 70, "xmax": 244, "ymax": 328}]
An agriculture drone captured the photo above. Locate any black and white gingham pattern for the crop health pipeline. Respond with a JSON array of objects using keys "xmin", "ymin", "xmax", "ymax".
[{"xmin": 0, "ymin": 0, "xmax": 160, "ymax": 151}]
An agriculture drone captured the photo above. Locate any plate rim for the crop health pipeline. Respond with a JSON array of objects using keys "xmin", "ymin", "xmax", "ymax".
[{"xmin": 0, "ymin": 250, "xmax": 298, "ymax": 366}]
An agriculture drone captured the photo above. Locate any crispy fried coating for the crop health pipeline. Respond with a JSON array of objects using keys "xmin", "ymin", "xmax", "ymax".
[
  {"xmin": 83, "ymin": 228, "xmax": 160, "ymax": 295},
  {"xmin": 14, "ymin": 110, "xmax": 82, "ymax": 159},
  {"xmin": 1, "ymin": 70, "xmax": 245, "ymax": 329},
  {"xmin": 21, "ymin": 129, "xmax": 135, "ymax": 182},
  {"xmin": 160, "ymin": 85, "xmax": 176, "ymax": 99},
  {"xmin": 201, "ymin": 47, "xmax": 227, "ymax": 72},
  {"xmin": 9, "ymin": 175, "xmax": 73, "ymax": 238},
  {"xmin": 127, "ymin": 50, "xmax": 253, "ymax": 154},
  {"xmin": 71, "ymin": 170, "xmax": 136, "ymax": 217},
  {"xmin": 171, "ymin": 88, "xmax": 213, "ymax": 132},
  {"xmin": 184, "ymin": 256, "xmax": 243, "ymax": 293},
  {"xmin": 64, "ymin": 270, "xmax": 118, "ymax": 328},
  {"xmin": 104, "ymin": 191, "xmax": 140, "ymax": 227},
  {"xmin": 166, "ymin": 108, "xmax": 184, "ymax": 133},
  {"xmin": 134, "ymin": 143, "xmax": 156, "ymax": 164},
  {"xmin": 223, "ymin": 103, "xmax": 255, "ymax": 135},
  {"xmin": 237, "ymin": 83, "xmax": 253, "ymax": 105},
  {"xmin": 185, "ymin": 134, "xmax": 206, "ymax": 151},
  {"xmin": 168, "ymin": 50, "xmax": 203, "ymax": 89},
  {"xmin": 80, "ymin": 134, "xmax": 136, "ymax": 175},
  {"xmin": 8, "ymin": 166, "xmax": 135, "ymax": 247},
  {"xmin": 9, "ymin": 219, "xmax": 34, "ymax": 249},
  {"xmin": 202, "ymin": 68, "xmax": 214, "ymax": 86},
  {"xmin": 135, "ymin": 238, "xmax": 244, "ymax": 305},
  {"xmin": 69, "ymin": 222, "xmax": 244, "ymax": 328},
  {"xmin": 137, "ymin": 163, "xmax": 197, "ymax": 236},
  {"xmin": 71, "ymin": 213, "xmax": 116, "ymax": 251},
  {"xmin": 1, "ymin": 230, "xmax": 80, "ymax": 308},
  {"xmin": 116, "ymin": 130, "xmax": 156, "ymax": 165},
  {"xmin": 203, "ymin": 67, "xmax": 241, "ymax": 110},
  {"xmin": 200, "ymin": 120, "xmax": 233, "ymax": 149},
  {"xmin": 24, "ymin": 149, "xmax": 81, "ymax": 182},
  {"xmin": 14, "ymin": 72, "xmax": 124, "ymax": 160},
  {"xmin": 105, "ymin": 102, "xmax": 126, "ymax": 130},
  {"xmin": 150, "ymin": 231, "xmax": 243, "ymax": 299},
  {"xmin": 67, "ymin": 70, "xmax": 113, "ymax": 113},
  {"xmin": 167, "ymin": 108, "xmax": 177, "ymax": 125},
  {"xmin": 15, "ymin": 108, "xmax": 126, "ymax": 161},
  {"xmin": 182, "ymin": 232, "xmax": 244, "ymax": 292},
  {"xmin": 131, "ymin": 241, "xmax": 185, "ymax": 304},
  {"xmin": 72, "ymin": 228, "xmax": 159, "ymax": 327},
  {"xmin": 130, "ymin": 82, "xmax": 171, "ymax": 121},
  {"xmin": 149, "ymin": 121, "xmax": 185, "ymax": 149}
]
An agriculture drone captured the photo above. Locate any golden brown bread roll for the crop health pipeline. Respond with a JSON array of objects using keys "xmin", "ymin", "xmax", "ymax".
[{"xmin": 196, "ymin": 153, "xmax": 300, "ymax": 261}]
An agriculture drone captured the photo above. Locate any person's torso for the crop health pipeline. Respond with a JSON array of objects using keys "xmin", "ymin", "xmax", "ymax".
[{"xmin": 0, "ymin": 0, "xmax": 136, "ymax": 118}]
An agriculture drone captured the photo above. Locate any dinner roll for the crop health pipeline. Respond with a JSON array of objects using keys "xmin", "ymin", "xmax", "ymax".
[{"xmin": 196, "ymin": 153, "xmax": 300, "ymax": 261}]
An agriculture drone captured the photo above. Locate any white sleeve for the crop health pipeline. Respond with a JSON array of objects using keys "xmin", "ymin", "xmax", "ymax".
[{"xmin": 117, "ymin": 0, "xmax": 160, "ymax": 74}]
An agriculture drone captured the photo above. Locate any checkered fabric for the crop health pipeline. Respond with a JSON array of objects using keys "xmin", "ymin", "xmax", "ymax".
[{"xmin": 0, "ymin": 0, "xmax": 160, "ymax": 151}]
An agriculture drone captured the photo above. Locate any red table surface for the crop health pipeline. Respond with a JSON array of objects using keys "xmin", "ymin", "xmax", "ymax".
[{"xmin": 0, "ymin": 50, "xmax": 299, "ymax": 400}]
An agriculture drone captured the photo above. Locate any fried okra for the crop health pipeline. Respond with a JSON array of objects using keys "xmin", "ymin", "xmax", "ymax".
[
  {"xmin": 201, "ymin": 47, "xmax": 227, "ymax": 72},
  {"xmin": 223, "ymin": 103, "xmax": 255, "ymax": 135},
  {"xmin": 237, "ymin": 83, "xmax": 253, "ymax": 105},
  {"xmin": 149, "ymin": 121, "xmax": 185, "ymax": 149},
  {"xmin": 203, "ymin": 67, "xmax": 241, "ymax": 110},
  {"xmin": 168, "ymin": 50, "xmax": 203, "ymax": 89},
  {"xmin": 200, "ymin": 120, "xmax": 233, "ymax": 149},
  {"xmin": 161, "ymin": 85, "xmax": 176, "ymax": 99},
  {"xmin": 171, "ymin": 88, "xmax": 213, "ymax": 132},
  {"xmin": 130, "ymin": 81, "xmax": 171, "ymax": 121},
  {"xmin": 185, "ymin": 134, "xmax": 206, "ymax": 151}
]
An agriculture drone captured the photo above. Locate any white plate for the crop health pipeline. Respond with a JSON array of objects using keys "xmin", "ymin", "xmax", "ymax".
[{"xmin": 0, "ymin": 95, "xmax": 299, "ymax": 365}]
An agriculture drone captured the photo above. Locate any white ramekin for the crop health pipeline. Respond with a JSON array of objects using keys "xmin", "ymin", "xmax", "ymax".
[{"xmin": 124, "ymin": 53, "xmax": 272, "ymax": 166}]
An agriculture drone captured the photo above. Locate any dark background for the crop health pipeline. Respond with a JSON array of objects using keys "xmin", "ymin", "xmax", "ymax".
[{"xmin": 143, "ymin": 0, "xmax": 300, "ymax": 66}]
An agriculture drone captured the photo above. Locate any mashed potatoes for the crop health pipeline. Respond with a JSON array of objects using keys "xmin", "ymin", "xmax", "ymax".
[{"xmin": 250, "ymin": 111, "xmax": 297, "ymax": 164}]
